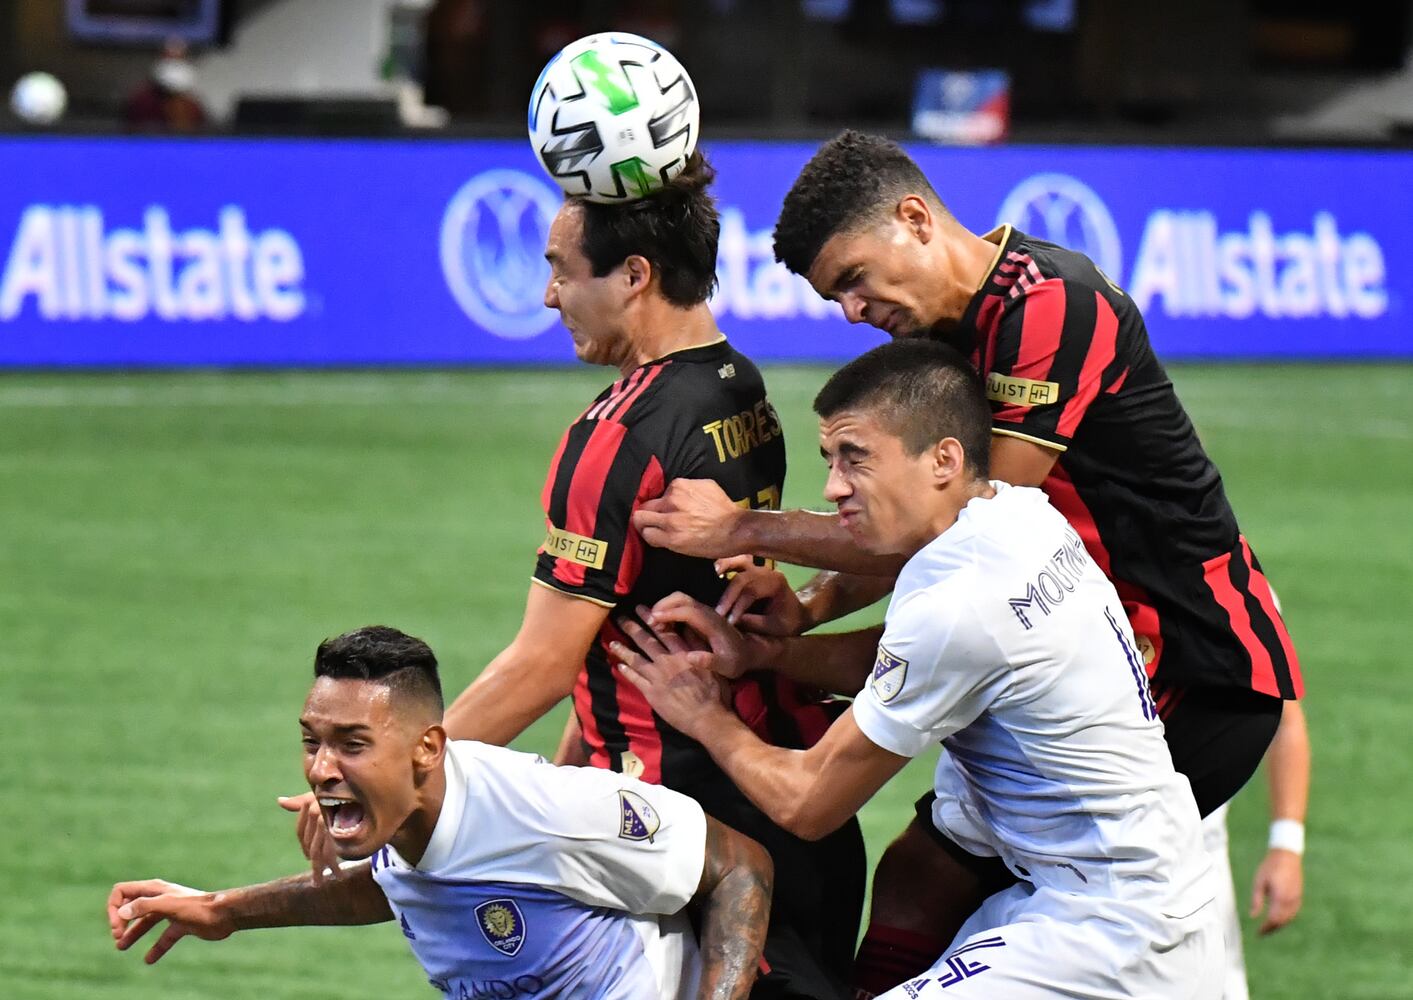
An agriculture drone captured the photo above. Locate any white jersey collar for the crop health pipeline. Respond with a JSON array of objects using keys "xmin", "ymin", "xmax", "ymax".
[{"xmin": 386, "ymin": 741, "xmax": 469, "ymax": 873}]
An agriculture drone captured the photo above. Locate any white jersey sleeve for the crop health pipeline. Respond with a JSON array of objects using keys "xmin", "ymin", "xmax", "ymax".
[
  {"xmin": 424, "ymin": 743, "xmax": 707, "ymax": 917},
  {"xmin": 852, "ymin": 584, "xmax": 1009, "ymax": 758},
  {"xmin": 512, "ymin": 757, "xmax": 708, "ymax": 916}
]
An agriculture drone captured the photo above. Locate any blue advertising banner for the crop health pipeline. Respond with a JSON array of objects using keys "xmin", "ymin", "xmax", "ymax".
[{"xmin": 0, "ymin": 135, "xmax": 1408, "ymax": 366}]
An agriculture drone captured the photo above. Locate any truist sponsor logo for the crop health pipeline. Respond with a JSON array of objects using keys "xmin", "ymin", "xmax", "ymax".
[{"xmin": 0, "ymin": 205, "xmax": 306, "ymax": 322}]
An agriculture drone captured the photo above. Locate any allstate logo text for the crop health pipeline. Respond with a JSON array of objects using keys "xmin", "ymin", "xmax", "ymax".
[
  {"xmin": 440, "ymin": 170, "xmax": 559, "ymax": 340},
  {"xmin": 1128, "ymin": 210, "xmax": 1386, "ymax": 320},
  {"xmin": 0, "ymin": 205, "xmax": 305, "ymax": 322},
  {"xmin": 997, "ymin": 173, "xmax": 1388, "ymax": 322}
]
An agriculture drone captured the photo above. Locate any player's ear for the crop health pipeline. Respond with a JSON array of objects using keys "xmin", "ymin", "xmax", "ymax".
[
  {"xmin": 412, "ymin": 724, "xmax": 447, "ymax": 779},
  {"xmin": 896, "ymin": 195, "xmax": 933, "ymax": 244},
  {"xmin": 622, "ymin": 254, "xmax": 653, "ymax": 296},
  {"xmin": 932, "ymin": 437, "xmax": 965, "ymax": 484}
]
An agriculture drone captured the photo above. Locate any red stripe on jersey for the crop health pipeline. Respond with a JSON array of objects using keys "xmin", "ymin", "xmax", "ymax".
[
  {"xmin": 1044, "ymin": 464, "xmax": 1165, "ymax": 678},
  {"xmin": 604, "ymin": 362, "xmax": 668, "ymax": 422},
  {"xmin": 1105, "ymin": 366, "xmax": 1131, "ymax": 395},
  {"xmin": 583, "ymin": 373, "xmax": 623, "ymax": 421},
  {"xmin": 731, "ymin": 679, "xmax": 770, "ymax": 739},
  {"xmin": 616, "ymin": 454, "xmax": 665, "ymax": 595},
  {"xmin": 586, "ymin": 370, "xmax": 639, "ymax": 421},
  {"xmin": 1155, "ymin": 682, "xmax": 1187, "ymax": 720},
  {"xmin": 994, "ymin": 280, "xmax": 1064, "ymax": 425},
  {"xmin": 555, "ymin": 420, "xmax": 628, "ymax": 587},
  {"xmin": 975, "ymin": 293, "xmax": 1007, "ymax": 371},
  {"xmin": 614, "ymin": 665, "xmax": 663, "ymax": 783},
  {"xmin": 1201, "ymin": 549, "xmax": 1280, "ymax": 697},
  {"xmin": 572, "ymin": 669, "xmax": 611, "ymax": 769},
  {"xmin": 1042, "ymin": 463, "xmax": 1112, "ymax": 575},
  {"xmin": 776, "ymin": 678, "xmax": 832, "ymax": 748},
  {"xmin": 541, "ymin": 428, "xmax": 572, "ymax": 515},
  {"xmin": 992, "ymin": 256, "xmax": 1026, "ymax": 292},
  {"xmin": 1240, "ymin": 537, "xmax": 1304, "ymax": 698},
  {"xmin": 1055, "ymin": 290, "xmax": 1119, "ymax": 439}
]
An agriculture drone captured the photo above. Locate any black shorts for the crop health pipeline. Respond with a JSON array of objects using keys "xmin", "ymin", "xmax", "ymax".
[
  {"xmin": 690, "ymin": 774, "xmax": 864, "ymax": 1000},
  {"xmin": 1159, "ymin": 684, "xmax": 1283, "ymax": 816}
]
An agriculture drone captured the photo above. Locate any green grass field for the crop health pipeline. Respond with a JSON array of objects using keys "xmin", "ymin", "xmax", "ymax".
[{"xmin": 2, "ymin": 363, "xmax": 1409, "ymax": 999}]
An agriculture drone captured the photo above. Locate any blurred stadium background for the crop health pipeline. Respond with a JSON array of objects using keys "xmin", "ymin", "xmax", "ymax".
[{"xmin": 3, "ymin": 2, "xmax": 1411, "ymax": 998}]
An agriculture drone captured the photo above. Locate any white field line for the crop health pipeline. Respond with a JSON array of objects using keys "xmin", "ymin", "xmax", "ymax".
[{"xmin": 0, "ymin": 376, "xmax": 567, "ymax": 409}]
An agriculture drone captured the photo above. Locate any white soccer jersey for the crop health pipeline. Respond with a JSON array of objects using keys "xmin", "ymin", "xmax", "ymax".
[
  {"xmin": 853, "ymin": 482, "xmax": 1213, "ymax": 919},
  {"xmin": 371, "ymin": 741, "xmax": 706, "ymax": 1000}
]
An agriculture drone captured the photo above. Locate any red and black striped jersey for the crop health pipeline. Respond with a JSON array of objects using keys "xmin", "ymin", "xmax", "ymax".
[
  {"xmin": 533, "ymin": 338, "xmax": 839, "ymax": 789},
  {"xmin": 943, "ymin": 226, "xmax": 1302, "ymax": 702}
]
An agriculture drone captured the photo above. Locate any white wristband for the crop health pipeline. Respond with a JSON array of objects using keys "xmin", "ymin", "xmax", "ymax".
[{"xmin": 1268, "ymin": 819, "xmax": 1305, "ymax": 855}]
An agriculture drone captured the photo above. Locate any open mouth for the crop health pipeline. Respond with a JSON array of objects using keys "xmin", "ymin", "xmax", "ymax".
[{"xmin": 319, "ymin": 797, "xmax": 368, "ymax": 839}]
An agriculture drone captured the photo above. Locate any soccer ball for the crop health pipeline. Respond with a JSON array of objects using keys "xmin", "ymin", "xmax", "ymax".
[
  {"xmin": 10, "ymin": 72, "xmax": 67, "ymax": 126},
  {"xmin": 528, "ymin": 32, "xmax": 699, "ymax": 203}
]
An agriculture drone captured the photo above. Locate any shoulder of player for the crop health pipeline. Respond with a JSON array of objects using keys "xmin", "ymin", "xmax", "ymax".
[
  {"xmin": 890, "ymin": 554, "xmax": 985, "ymax": 630},
  {"xmin": 1004, "ymin": 239, "xmax": 1128, "ymax": 314}
]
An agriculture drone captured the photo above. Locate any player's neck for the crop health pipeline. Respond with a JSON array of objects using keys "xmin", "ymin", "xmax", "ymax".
[
  {"xmin": 934, "ymin": 228, "xmax": 1004, "ymax": 323},
  {"xmin": 388, "ymin": 765, "xmax": 448, "ymax": 867},
  {"xmin": 910, "ymin": 477, "xmax": 997, "ymax": 556},
  {"xmin": 622, "ymin": 302, "xmax": 722, "ymax": 374}
]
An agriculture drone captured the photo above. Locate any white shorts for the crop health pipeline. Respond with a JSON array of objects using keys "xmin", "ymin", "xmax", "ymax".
[{"xmin": 877, "ymin": 881, "xmax": 1224, "ymax": 1000}]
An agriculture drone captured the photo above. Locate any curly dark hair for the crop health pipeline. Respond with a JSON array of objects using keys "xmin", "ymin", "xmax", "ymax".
[
  {"xmin": 773, "ymin": 130, "xmax": 948, "ymax": 277},
  {"xmin": 576, "ymin": 150, "xmax": 720, "ymax": 306},
  {"xmin": 814, "ymin": 339, "xmax": 991, "ymax": 478}
]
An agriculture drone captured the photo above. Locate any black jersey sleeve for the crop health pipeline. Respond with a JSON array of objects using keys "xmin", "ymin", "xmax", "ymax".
[
  {"xmin": 986, "ymin": 278, "xmax": 1124, "ymax": 451},
  {"xmin": 533, "ymin": 420, "xmax": 665, "ymax": 607}
]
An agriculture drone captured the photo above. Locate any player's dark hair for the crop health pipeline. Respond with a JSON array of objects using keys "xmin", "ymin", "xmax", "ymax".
[
  {"xmin": 773, "ymin": 130, "xmax": 949, "ymax": 276},
  {"xmin": 814, "ymin": 339, "xmax": 991, "ymax": 479},
  {"xmin": 313, "ymin": 625, "xmax": 444, "ymax": 715},
  {"xmin": 576, "ymin": 149, "xmax": 719, "ymax": 307}
]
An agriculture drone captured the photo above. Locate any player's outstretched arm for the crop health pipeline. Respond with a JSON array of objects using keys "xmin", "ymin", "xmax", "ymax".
[
  {"xmin": 1251, "ymin": 700, "xmax": 1309, "ymax": 935},
  {"xmin": 632, "ymin": 479, "xmax": 905, "ymax": 576},
  {"xmin": 691, "ymin": 816, "xmax": 773, "ymax": 1000},
  {"xmin": 108, "ymin": 864, "xmax": 390, "ymax": 964}
]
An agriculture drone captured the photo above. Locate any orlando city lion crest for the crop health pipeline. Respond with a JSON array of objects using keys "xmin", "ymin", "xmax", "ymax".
[{"xmin": 474, "ymin": 898, "xmax": 526, "ymax": 956}]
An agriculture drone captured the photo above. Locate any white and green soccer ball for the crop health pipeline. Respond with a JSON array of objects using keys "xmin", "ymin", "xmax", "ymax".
[{"xmin": 528, "ymin": 32, "xmax": 699, "ymax": 203}]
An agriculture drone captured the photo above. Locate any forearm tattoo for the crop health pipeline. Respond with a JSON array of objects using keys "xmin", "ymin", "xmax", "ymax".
[{"xmin": 694, "ymin": 817, "xmax": 774, "ymax": 1000}]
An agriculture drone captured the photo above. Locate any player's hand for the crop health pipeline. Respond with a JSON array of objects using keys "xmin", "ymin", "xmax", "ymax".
[
  {"xmin": 108, "ymin": 879, "xmax": 233, "ymax": 964},
  {"xmin": 612, "ymin": 615, "xmax": 731, "ymax": 741},
  {"xmin": 633, "ymin": 480, "xmax": 745, "ymax": 559},
  {"xmin": 1250, "ymin": 848, "xmax": 1303, "ymax": 935},
  {"xmin": 278, "ymin": 792, "xmax": 339, "ymax": 885},
  {"xmin": 649, "ymin": 593, "xmax": 776, "ymax": 680},
  {"xmin": 713, "ymin": 553, "xmax": 755, "ymax": 576},
  {"xmin": 713, "ymin": 567, "xmax": 812, "ymax": 636}
]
